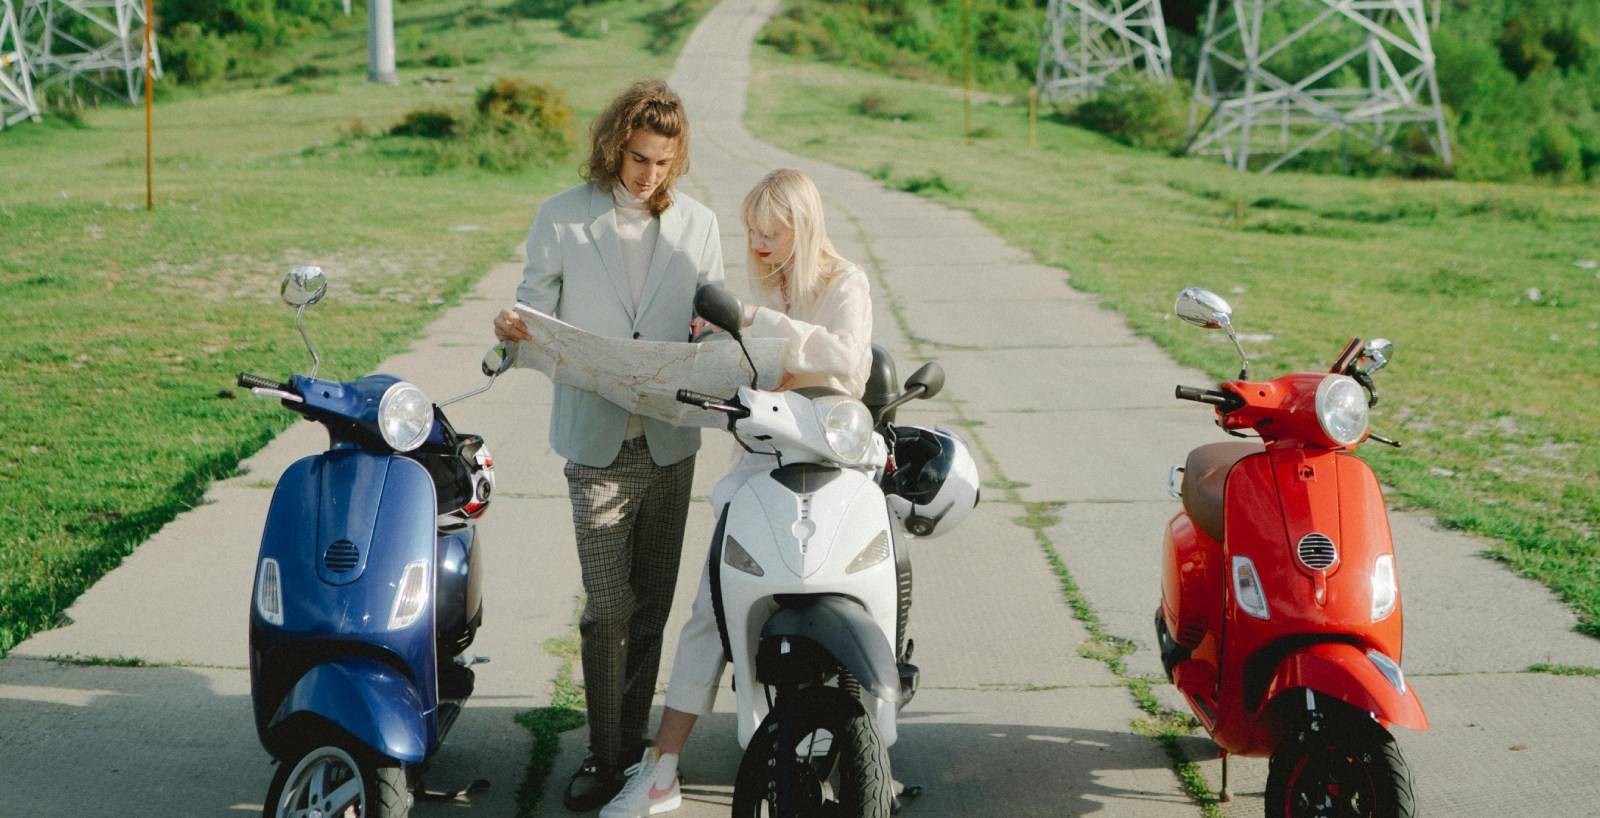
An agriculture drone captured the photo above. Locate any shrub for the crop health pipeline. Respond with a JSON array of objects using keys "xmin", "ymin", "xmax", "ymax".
[
  {"xmin": 642, "ymin": 0, "xmax": 715, "ymax": 55},
  {"xmin": 389, "ymin": 106, "xmax": 460, "ymax": 139},
  {"xmin": 1531, "ymin": 122, "xmax": 1583, "ymax": 180},
  {"xmin": 476, "ymin": 78, "xmax": 571, "ymax": 136},
  {"xmin": 161, "ymin": 21, "xmax": 230, "ymax": 85},
  {"xmin": 465, "ymin": 78, "xmax": 576, "ymax": 171},
  {"xmin": 40, "ymin": 88, "xmax": 91, "ymax": 128},
  {"xmin": 1065, "ymin": 75, "xmax": 1191, "ymax": 152},
  {"xmin": 507, "ymin": 0, "xmax": 582, "ymax": 20},
  {"xmin": 561, "ymin": 6, "xmax": 607, "ymax": 39},
  {"xmin": 1499, "ymin": 16, "xmax": 1557, "ymax": 80},
  {"xmin": 850, "ymin": 91, "xmax": 915, "ymax": 121}
]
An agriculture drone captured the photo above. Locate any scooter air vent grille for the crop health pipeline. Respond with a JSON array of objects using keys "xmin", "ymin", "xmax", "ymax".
[
  {"xmin": 325, "ymin": 540, "xmax": 361, "ymax": 573},
  {"xmin": 1297, "ymin": 533, "xmax": 1337, "ymax": 570}
]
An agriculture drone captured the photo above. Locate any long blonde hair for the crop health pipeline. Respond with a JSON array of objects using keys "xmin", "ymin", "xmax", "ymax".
[{"xmin": 742, "ymin": 169, "xmax": 848, "ymax": 310}]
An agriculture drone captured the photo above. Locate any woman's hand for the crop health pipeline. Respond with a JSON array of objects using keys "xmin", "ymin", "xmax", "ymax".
[
  {"xmin": 493, "ymin": 308, "xmax": 533, "ymax": 343},
  {"xmin": 743, "ymin": 303, "xmax": 758, "ymax": 327}
]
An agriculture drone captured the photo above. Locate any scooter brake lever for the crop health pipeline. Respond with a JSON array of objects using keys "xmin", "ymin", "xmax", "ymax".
[{"xmin": 1368, "ymin": 432, "xmax": 1401, "ymax": 448}]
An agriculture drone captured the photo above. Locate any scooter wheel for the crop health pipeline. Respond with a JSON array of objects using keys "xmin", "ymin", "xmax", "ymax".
[
  {"xmin": 731, "ymin": 685, "xmax": 893, "ymax": 818},
  {"xmin": 1265, "ymin": 707, "xmax": 1416, "ymax": 818},
  {"xmin": 263, "ymin": 743, "xmax": 411, "ymax": 818}
]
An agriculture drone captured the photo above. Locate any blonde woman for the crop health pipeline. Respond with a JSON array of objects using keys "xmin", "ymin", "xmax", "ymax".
[{"xmin": 602, "ymin": 168, "xmax": 874, "ymax": 818}]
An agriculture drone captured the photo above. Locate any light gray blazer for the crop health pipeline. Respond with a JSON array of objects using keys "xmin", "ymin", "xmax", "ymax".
[{"xmin": 517, "ymin": 182, "xmax": 724, "ymax": 468}]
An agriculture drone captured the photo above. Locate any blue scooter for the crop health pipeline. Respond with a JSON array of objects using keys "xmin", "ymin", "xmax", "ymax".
[{"xmin": 240, "ymin": 266, "xmax": 508, "ymax": 818}]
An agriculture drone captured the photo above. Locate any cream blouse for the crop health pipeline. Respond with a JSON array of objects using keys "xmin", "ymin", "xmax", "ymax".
[{"xmin": 747, "ymin": 262, "xmax": 874, "ymax": 399}]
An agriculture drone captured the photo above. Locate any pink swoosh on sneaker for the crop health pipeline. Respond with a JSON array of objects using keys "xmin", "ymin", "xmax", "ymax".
[{"xmin": 648, "ymin": 780, "xmax": 676, "ymax": 800}]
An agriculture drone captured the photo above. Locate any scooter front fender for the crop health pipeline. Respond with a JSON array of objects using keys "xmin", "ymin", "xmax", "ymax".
[
  {"xmin": 757, "ymin": 596, "xmax": 900, "ymax": 706},
  {"xmin": 1263, "ymin": 642, "xmax": 1428, "ymax": 731},
  {"xmin": 268, "ymin": 656, "xmax": 429, "ymax": 763}
]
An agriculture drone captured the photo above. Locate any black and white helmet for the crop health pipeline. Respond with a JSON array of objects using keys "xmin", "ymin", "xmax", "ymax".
[{"xmin": 885, "ymin": 425, "xmax": 979, "ymax": 538}]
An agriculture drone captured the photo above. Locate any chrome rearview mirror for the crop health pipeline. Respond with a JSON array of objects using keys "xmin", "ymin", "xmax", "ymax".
[
  {"xmin": 281, "ymin": 265, "xmax": 328, "ymax": 308},
  {"xmin": 482, "ymin": 343, "xmax": 515, "ymax": 377},
  {"xmin": 1175, "ymin": 286, "xmax": 1250, "ymax": 379},
  {"xmin": 281, "ymin": 265, "xmax": 326, "ymax": 378},
  {"xmin": 1174, "ymin": 287, "xmax": 1233, "ymax": 330},
  {"xmin": 441, "ymin": 344, "xmax": 513, "ymax": 408},
  {"xmin": 1357, "ymin": 338, "xmax": 1394, "ymax": 376}
]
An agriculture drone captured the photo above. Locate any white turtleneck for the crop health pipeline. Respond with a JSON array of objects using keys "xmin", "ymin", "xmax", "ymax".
[
  {"xmin": 613, "ymin": 186, "xmax": 659, "ymax": 312},
  {"xmin": 613, "ymin": 186, "xmax": 659, "ymax": 439}
]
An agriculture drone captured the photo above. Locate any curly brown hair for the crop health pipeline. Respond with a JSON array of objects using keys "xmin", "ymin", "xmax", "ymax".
[{"xmin": 584, "ymin": 79, "xmax": 689, "ymax": 217}]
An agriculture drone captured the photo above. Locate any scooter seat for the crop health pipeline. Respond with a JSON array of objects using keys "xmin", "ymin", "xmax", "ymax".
[{"xmin": 1182, "ymin": 441, "xmax": 1265, "ymax": 543}]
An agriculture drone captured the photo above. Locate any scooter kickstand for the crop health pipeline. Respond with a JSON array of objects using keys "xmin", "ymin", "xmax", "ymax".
[
  {"xmin": 417, "ymin": 778, "xmax": 491, "ymax": 802},
  {"xmin": 1218, "ymin": 753, "xmax": 1232, "ymax": 802},
  {"xmin": 891, "ymin": 780, "xmax": 923, "ymax": 814}
]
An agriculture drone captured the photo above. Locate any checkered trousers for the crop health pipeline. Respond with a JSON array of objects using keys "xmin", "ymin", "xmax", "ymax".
[{"xmin": 563, "ymin": 436, "xmax": 695, "ymax": 766}]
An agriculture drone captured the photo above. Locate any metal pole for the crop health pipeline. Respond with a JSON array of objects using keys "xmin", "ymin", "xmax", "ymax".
[
  {"xmin": 367, "ymin": 0, "xmax": 396, "ymax": 84},
  {"xmin": 961, "ymin": 0, "xmax": 971, "ymax": 141},
  {"xmin": 144, "ymin": 0, "xmax": 153, "ymax": 210}
]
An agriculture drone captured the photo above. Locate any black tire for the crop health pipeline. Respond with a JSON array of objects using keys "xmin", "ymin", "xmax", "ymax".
[
  {"xmin": 732, "ymin": 686, "xmax": 894, "ymax": 818},
  {"xmin": 1265, "ymin": 706, "xmax": 1416, "ymax": 818},
  {"xmin": 263, "ymin": 743, "xmax": 411, "ymax": 818}
]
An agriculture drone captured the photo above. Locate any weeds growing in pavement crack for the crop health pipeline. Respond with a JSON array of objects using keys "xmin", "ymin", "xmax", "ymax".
[{"xmin": 514, "ymin": 595, "xmax": 587, "ymax": 818}]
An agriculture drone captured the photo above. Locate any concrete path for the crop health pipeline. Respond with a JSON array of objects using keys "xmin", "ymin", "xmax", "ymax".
[{"xmin": 3, "ymin": 0, "xmax": 1598, "ymax": 816}]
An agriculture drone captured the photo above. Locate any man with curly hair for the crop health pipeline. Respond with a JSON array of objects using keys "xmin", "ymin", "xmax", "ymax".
[{"xmin": 492, "ymin": 78, "xmax": 723, "ymax": 811}]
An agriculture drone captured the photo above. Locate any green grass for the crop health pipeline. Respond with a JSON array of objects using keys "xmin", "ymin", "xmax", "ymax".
[
  {"xmin": 0, "ymin": 0, "xmax": 697, "ymax": 657},
  {"xmin": 745, "ymin": 47, "xmax": 1600, "ymax": 638}
]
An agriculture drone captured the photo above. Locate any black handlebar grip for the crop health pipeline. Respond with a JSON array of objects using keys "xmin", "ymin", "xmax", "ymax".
[
  {"xmin": 676, "ymin": 389, "xmax": 722, "ymax": 406},
  {"xmin": 238, "ymin": 372, "xmax": 291, "ymax": 392},
  {"xmin": 1175, "ymin": 385, "xmax": 1245, "ymax": 412}
]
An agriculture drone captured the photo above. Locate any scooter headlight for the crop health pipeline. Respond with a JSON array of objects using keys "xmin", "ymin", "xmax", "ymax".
[
  {"xmin": 1231, "ymin": 556, "xmax": 1270, "ymax": 620},
  {"xmin": 388, "ymin": 559, "xmax": 431, "ymax": 630},
  {"xmin": 378, "ymin": 381, "xmax": 434, "ymax": 453},
  {"xmin": 813, "ymin": 396, "xmax": 873, "ymax": 464},
  {"xmin": 1315, "ymin": 375, "xmax": 1369, "ymax": 447},
  {"xmin": 1371, "ymin": 554, "xmax": 1398, "ymax": 622}
]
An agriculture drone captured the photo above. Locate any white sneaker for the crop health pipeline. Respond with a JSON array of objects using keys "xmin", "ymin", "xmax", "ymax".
[{"xmin": 600, "ymin": 747, "xmax": 682, "ymax": 818}]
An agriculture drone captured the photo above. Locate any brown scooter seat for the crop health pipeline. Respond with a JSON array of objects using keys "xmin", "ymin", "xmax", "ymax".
[{"xmin": 1182, "ymin": 441, "xmax": 1265, "ymax": 543}]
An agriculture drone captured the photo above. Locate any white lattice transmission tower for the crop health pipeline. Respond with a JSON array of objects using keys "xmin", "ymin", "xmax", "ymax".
[
  {"xmin": 19, "ymin": 0, "xmax": 160, "ymax": 106},
  {"xmin": 1, "ymin": 0, "xmax": 40, "ymax": 127},
  {"xmin": 1187, "ymin": 0, "xmax": 1450, "ymax": 174},
  {"xmin": 1036, "ymin": 0, "xmax": 1172, "ymax": 104}
]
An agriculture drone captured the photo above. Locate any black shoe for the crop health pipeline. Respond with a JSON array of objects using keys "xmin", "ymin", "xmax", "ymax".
[{"xmin": 563, "ymin": 755, "xmax": 624, "ymax": 812}]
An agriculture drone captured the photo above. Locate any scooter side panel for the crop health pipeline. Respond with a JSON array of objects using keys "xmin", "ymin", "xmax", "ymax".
[
  {"xmin": 1161, "ymin": 513, "xmax": 1225, "ymax": 729},
  {"xmin": 1210, "ymin": 450, "xmax": 1410, "ymax": 754},
  {"xmin": 250, "ymin": 450, "xmax": 442, "ymax": 757},
  {"xmin": 268, "ymin": 656, "xmax": 430, "ymax": 763},
  {"xmin": 719, "ymin": 469, "xmax": 900, "ymax": 749}
]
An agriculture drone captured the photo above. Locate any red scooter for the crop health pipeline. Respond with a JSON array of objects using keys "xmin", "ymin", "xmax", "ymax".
[{"xmin": 1156, "ymin": 287, "xmax": 1426, "ymax": 818}]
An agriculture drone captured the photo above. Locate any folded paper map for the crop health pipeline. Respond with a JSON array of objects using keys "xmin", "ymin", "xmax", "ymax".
[{"xmin": 509, "ymin": 305, "xmax": 784, "ymax": 427}]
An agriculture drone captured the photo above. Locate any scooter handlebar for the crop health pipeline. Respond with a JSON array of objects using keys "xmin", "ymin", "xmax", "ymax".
[
  {"xmin": 677, "ymin": 388, "xmax": 720, "ymax": 406},
  {"xmin": 676, "ymin": 389, "xmax": 750, "ymax": 418},
  {"xmin": 1175, "ymin": 385, "xmax": 1245, "ymax": 411},
  {"xmin": 238, "ymin": 371, "xmax": 292, "ymax": 393}
]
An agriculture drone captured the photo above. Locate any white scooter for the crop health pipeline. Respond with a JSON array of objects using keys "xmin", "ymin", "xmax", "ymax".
[{"xmin": 676, "ymin": 286, "xmax": 979, "ymax": 817}]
